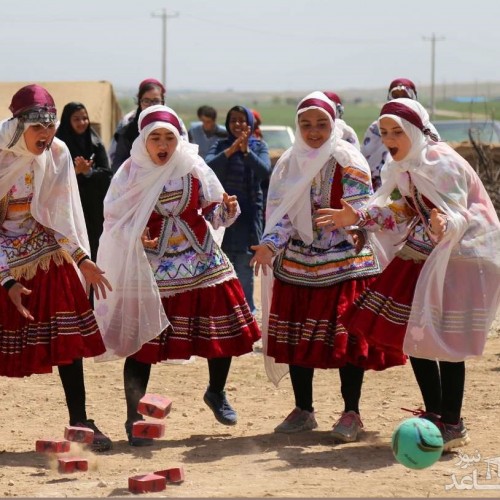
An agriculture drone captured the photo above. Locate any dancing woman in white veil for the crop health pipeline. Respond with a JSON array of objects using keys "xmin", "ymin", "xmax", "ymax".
[
  {"xmin": 251, "ymin": 92, "xmax": 396, "ymax": 442},
  {"xmin": 317, "ymin": 98, "xmax": 500, "ymax": 452}
]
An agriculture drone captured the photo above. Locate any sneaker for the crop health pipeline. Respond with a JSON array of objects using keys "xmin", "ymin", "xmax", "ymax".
[
  {"xmin": 402, "ymin": 407, "xmax": 441, "ymax": 425},
  {"xmin": 330, "ymin": 411, "xmax": 363, "ymax": 443},
  {"xmin": 125, "ymin": 419, "xmax": 155, "ymax": 447},
  {"xmin": 73, "ymin": 419, "xmax": 112, "ymax": 452},
  {"xmin": 440, "ymin": 418, "xmax": 471, "ymax": 452},
  {"xmin": 274, "ymin": 407, "xmax": 318, "ymax": 434},
  {"xmin": 203, "ymin": 389, "xmax": 237, "ymax": 426}
]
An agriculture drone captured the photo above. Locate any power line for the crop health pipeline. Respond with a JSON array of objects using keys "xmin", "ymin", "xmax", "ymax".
[
  {"xmin": 151, "ymin": 8, "xmax": 179, "ymax": 88},
  {"xmin": 423, "ymin": 33, "xmax": 445, "ymax": 120}
]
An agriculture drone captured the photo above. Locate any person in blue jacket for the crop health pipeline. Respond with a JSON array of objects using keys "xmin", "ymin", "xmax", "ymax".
[{"xmin": 206, "ymin": 106, "xmax": 271, "ymax": 315}]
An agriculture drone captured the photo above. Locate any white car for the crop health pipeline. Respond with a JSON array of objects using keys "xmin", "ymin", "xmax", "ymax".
[{"xmin": 260, "ymin": 125, "xmax": 295, "ymax": 166}]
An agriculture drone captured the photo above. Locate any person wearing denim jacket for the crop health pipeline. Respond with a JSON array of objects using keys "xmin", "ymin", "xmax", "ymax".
[{"xmin": 206, "ymin": 105, "xmax": 271, "ymax": 314}]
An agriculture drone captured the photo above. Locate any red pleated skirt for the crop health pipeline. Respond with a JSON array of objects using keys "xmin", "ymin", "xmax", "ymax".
[
  {"xmin": 0, "ymin": 259, "xmax": 106, "ymax": 377},
  {"xmin": 132, "ymin": 278, "xmax": 261, "ymax": 363},
  {"xmin": 341, "ymin": 256, "xmax": 423, "ymax": 368},
  {"xmin": 266, "ymin": 276, "xmax": 396, "ymax": 370}
]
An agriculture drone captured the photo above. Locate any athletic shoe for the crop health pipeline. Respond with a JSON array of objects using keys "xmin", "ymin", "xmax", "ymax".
[
  {"xmin": 401, "ymin": 407, "xmax": 441, "ymax": 425},
  {"xmin": 74, "ymin": 419, "xmax": 112, "ymax": 452},
  {"xmin": 330, "ymin": 411, "xmax": 363, "ymax": 443},
  {"xmin": 203, "ymin": 389, "xmax": 238, "ymax": 426},
  {"xmin": 274, "ymin": 407, "xmax": 318, "ymax": 434},
  {"xmin": 125, "ymin": 419, "xmax": 154, "ymax": 447},
  {"xmin": 440, "ymin": 418, "xmax": 471, "ymax": 452}
]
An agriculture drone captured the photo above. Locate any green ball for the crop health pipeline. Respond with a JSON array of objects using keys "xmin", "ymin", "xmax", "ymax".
[{"xmin": 391, "ymin": 417, "xmax": 444, "ymax": 469}]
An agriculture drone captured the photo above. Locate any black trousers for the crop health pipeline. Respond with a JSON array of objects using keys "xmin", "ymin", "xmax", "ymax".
[
  {"xmin": 58, "ymin": 358, "xmax": 87, "ymax": 425},
  {"xmin": 410, "ymin": 357, "xmax": 465, "ymax": 424},
  {"xmin": 123, "ymin": 356, "xmax": 232, "ymax": 423},
  {"xmin": 289, "ymin": 363, "xmax": 364, "ymax": 414}
]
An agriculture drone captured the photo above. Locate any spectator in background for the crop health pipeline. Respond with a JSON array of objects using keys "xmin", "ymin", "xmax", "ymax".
[
  {"xmin": 110, "ymin": 78, "xmax": 188, "ymax": 174},
  {"xmin": 108, "ymin": 109, "xmax": 135, "ymax": 166},
  {"xmin": 206, "ymin": 106, "xmax": 271, "ymax": 315},
  {"xmin": 361, "ymin": 78, "xmax": 439, "ymax": 191},
  {"xmin": 323, "ymin": 91, "xmax": 360, "ymax": 149},
  {"xmin": 188, "ymin": 105, "xmax": 227, "ymax": 159},
  {"xmin": 56, "ymin": 102, "xmax": 112, "ymax": 262}
]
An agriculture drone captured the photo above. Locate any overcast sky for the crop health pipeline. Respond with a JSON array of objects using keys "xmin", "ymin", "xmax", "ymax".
[{"xmin": 1, "ymin": 0, "xmax": 499, "ymax": 94}]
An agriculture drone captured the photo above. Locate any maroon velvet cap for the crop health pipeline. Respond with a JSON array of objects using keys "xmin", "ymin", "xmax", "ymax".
[
  {"xmin": 138, "ymin": 78, "xmax": 166, "ymax": 95},
  {"xmin": 9, "ymin": 84, "xmax": 56, "ymax": 117},
  {"xmin": 388, "ymin": 78, "xmax": 416, "ymax": 92},
  {"xmin": 323, "ymin": 91, "xmax": 342, "ymax": 106}
]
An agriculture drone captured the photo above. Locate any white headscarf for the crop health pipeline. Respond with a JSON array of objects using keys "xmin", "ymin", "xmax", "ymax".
[
  {"xmin": 369, "ymin": 98, "xmax": 500, "ymax": 361},
  {"xmin": 262, "ymin": 92, "xmax": 371, "ymax": 385},
  {"xmin": 264, "ymin": 91, "xmax": 367, "ymax": 245},
  {"xmin": 0, "ymin": 118, "xmax": 90, "ymax": 258},
  {"xmin": 94, "ymin": 105, "xmax": 225, "ymax": 361}
]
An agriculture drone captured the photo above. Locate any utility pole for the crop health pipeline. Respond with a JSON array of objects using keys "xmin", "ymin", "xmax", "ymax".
[
  {"xmin": 151, "ymin": 8, "xmax": 179, "ymax": 88},
  {"xmin": 423, "ymin": 33, "xmax": 445, "ymax": 120}
]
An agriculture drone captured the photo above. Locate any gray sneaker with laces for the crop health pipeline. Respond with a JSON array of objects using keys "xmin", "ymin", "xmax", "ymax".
[
  {"xmin": 330, "ymin": 411, "xmax": 363, "ymax": 443},
  {"xmin": 441, "ymin": 418, "xmax": 471, "ymax": 452},
  {"xmin": 274, "ymin": 407, "xmax": 318, "ymax": 433}
]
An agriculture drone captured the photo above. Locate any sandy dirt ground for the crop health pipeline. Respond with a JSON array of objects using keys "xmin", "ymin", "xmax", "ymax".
[{"xmin": 1, "ymin": 276, "xmax": 500, "ymax": 499}]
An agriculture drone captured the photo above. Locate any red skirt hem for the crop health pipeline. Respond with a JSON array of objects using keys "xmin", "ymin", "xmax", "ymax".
[
  {"xmin": 0, "ymin": 259, "xmax": 105, "ymax": 377},
  {"xmin": 266, "ymin": 277, "xmax": 401, "ymax": 370},
  {"xmin": 132, "ymin": 279, "xmax": 261, "ymax": 363}
]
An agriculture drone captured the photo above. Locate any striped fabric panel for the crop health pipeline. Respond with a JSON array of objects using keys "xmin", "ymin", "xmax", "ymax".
[
  {"xmin": 274, "ymin": 250, "xmax": 381, "ymax": 287},
  {"xmin": 0, "ymin": 310, "xmax": 98, "ymax": 354},
  {"xmin": 356, "ymin": 291, "xmax": 412, "ymax": 326},
  {"xmin": 157, "ymin": 188, "xmax": 183, "ymax": 205},
  {"xmin": 163, "ymin": 305, "xmax": 255, "ymax": 342},
  {"xmin": 425, "ymin": 305, "xmax": 492, "ymax": 333},
  {"xmin": 268, "ymin": 314, "xmax": 347, "ymax": 347}
]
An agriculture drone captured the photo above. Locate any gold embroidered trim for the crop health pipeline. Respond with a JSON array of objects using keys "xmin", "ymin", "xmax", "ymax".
[
  {"xmin": 395, "ymin": 245, "xmax": 428, "ymax": 262},
  {"xmin": 10, "ymin": 250, "xmax": 73, "ymax": 281}
]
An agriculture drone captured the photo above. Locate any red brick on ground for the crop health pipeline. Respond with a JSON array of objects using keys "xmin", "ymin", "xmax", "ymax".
[
  {"xmin": 131, "ymin": 421, "xmax": 165, "ymax": 439},
  {"xmin": 35, "ymin": 439, "xmax": 71, "ymax": 454},
  {"xmin": 137, "ymin": 394, "xmax": 172, "ymax": 419},
  {"xmin": 154, "ymin": 466, "xmax": 185, "ymax": 484},
  {"xmin": 128, "ymin": 473, "xmax": 167, "ymax": 494},
  {"xmin": 57, "ymin": 457, "xmax": 89, "ymax": 473},
  {"xmin": 64, "ymin": 425, "xmax": 94, "ymax": 444}
]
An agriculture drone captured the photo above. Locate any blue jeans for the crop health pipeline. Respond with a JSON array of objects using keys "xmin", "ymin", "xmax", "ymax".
[{"xmin": 224, "ymin": 251, "xmax": 256, "ymax": 314}]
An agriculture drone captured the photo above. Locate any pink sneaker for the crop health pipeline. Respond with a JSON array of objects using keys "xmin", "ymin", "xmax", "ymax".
[{"xmin": 331, "ymin": 411, "xmax": 363, "ymax": 442}]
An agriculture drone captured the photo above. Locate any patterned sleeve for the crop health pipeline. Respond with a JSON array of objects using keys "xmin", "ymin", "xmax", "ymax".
[
  {"xmin": 54, "ymin": 233, "xmax": 89, "ymax": 265},
  {"xmin": 199, "ymin": 184, "xmax": 240, "ymax": 230},
  {"xmin": 341, "ymin": 164, "xmax": 373, "ymax": 210},
  {"xmin": 358, "ymin": 190, "xmax": 416, "ymax": 233},
  {"xmin": 261, "ymin": 214, "xmax": 293, "ymax": 254}
]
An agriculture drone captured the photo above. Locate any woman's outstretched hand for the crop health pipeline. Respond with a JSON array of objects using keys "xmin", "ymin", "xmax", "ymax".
[
  {"xmin": 8, "ymin": 283, "xmax": 34, "ymax": 321},
  {"xmin": 79, "ymin": 259, "xmax": 112, "ymax": 300},
  {"xmin": 315, "ymin": 199, "xmax": 358, "ymax": 229},
  {"xmin": 249, "ymin": 244, "xmax": 274, "ymax": 276}
]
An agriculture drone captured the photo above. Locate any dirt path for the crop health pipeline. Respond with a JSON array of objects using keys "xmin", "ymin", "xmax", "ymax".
[{"xmin": 1, "ymin": 280, "xmax": 499, "ymax": 498}]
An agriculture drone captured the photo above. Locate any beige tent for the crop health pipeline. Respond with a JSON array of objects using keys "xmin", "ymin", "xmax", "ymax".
[{"xmin": 0, "ymin": 80, "xmax": 122, "ymax": 147}]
